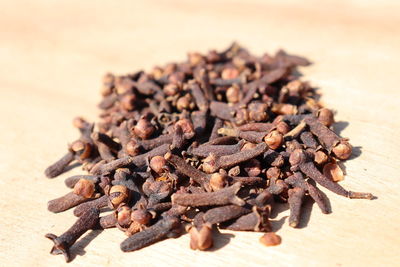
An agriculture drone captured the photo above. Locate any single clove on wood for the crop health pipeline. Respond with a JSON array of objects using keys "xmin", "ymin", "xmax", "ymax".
[{"xmin": 44, "ymin": 43, "xmax": 374, "ymax": 262}]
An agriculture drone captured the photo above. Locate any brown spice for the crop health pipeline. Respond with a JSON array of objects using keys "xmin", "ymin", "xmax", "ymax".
[{"xmin": 43, "ymin": 43, "xmax": 374, "ymax": 262}]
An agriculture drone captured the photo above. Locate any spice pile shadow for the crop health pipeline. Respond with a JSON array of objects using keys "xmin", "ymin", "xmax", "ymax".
[{"xmin": 44, "ymin": 43, "xmax": 374, "ymax": 262}]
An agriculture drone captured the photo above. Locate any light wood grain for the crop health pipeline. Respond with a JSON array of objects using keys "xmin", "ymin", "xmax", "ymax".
[{"xmin": 1, "ymin": 1, "xmax": 400, "ymax": 266}]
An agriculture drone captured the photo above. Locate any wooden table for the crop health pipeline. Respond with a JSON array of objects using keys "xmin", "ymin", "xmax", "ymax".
[{"xmin": 1, "ymin": 1, "xmax": 399, "ymax": 266}]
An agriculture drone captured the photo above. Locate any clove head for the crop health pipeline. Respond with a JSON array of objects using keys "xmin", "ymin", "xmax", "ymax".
[
  {"xmin": 323, "ymin": 162, "xmax": 344, "ymax": 182},
  {"xmin": 259, "ymin": 232, "xmax": 281, "ymax": 247},
  {"xmin": 266, "ymin": 167, "xmax": 281, "ymax": 180},
  {"xmin": 221, "ymin": 67, "xmax": 239, "ymax": 80},
  {"xmin": 133, "ymin": 118, "xmax": 155, "ymax": 140},
  {"xmin": 126, "ymin": 139, "xmax": 140, "ymax": 156},
  {"xmin": 149, "ymin": 156, "xmax": 167, "ymax": 175},
  {"xmin": 332, "ymin": 140, "xmax": 352, "ymax": 160},
  {"xmin": 131, "ymin": 209, "xmax": 153, "ymax": 225},
  {"xmin": 176, "ymin": 95, "xmax": 194, "ymax": 111},
  {"xmin": 73, "ymin": 179, "xmax": 95, "ymax": 198},
  {"xmin": 210, "ymin": 173, "xmax": 228, "ymax": 191},
  {"xmin": 264, "ymin": 130, "xmax": 283, "ymax": 150},
  {"xmin": 108, "ymin": 185, "xmax": 130, "ymax": 208},
  {"xmin": 175, "ymin": 118, "xmax": 195, "ymax": 136},
  {"xmin": 243, "ymin": 159, "xmax": 262, "ymax": 177},
  {"xmin": 117, "ymin": 205, "xmax": 132, "ymax": 227},
  {"xmin": 189, "ymin": 223, "xmax": 213, "ymax": 251},
  {"xmin": 314, "ymin": 150, "xmax": 328, "ymax": 165},
  {"xmin": 120, "ymin": 94, "xmax": 137, "ymax": 111},
  {"xmin": 202, "ymin": 153, "xmax": 218, "ymax": 174},
  {"xmin": 289, "ymin": 149, "xmax": 307, "ymax": 167},
  {"xmin": 163, "ymin": 83, "xmax": 180, "ymax": 96},
  {"xmin": 317, "ymin": 108, "xmax": 334, "ymax": 127},
  {"xmin": 226, "ymin": 85, "xmax": 242, "ymax": 103}
]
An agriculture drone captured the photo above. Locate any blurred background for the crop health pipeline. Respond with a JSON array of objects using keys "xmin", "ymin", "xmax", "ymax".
[
  {"xmin": 1, "ymin": 0, "xmax": 399, "ymax": 114},
  {"xmin": 1, "ymin": 1, "xmax": 399, "ymax": 266}
]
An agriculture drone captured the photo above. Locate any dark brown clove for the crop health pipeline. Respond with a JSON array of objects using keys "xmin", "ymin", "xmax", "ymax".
[
  {"xmin": 91, "ymin": 144, "xmax": 170, "ymax": 174},
  {"xmin": 300, "ymin": 131, "xmax": 318, "ymax": 149},
  {"xmin": 138, "ymin": 133, "xmax": 174, "ymax": 151},
  {"xmin": 222, "ymin": 206, "xmax": 272, "ymax": 232},
  {"xmin": 203, "ymin": 136, "xmax": 238, "ymax": 146},
  {"xmin": 48, "ymin": 179, "xmax": 97, "ymax": 213},
  {"xmin": 304, "ymin": 117, "xmax": 352, "ymax": 160},
  {"xmin": 64, "ymin": 175, "xmax": 99, "ymax": 188},
  {"xmin": 285, "ymin": 172, "xmax": 329, "ymax": 214},
  {"xmin": 218, "ymin": 127, "xmax": 266, "ymax": 144},
  {"xmin": 170, "ymin": 124, "xmax": 186, "ymax": 152},
  {"xmin": 191, "ymin": 110, "xmax": 208, "ymax": 137},
  {"xmin": 120, "ymin": 216, "xmax": 181, "ymax": 252},
  {"xmin": 209, "ymin": 118, "xmax": 224, "ymax": 141},
  {"xmin": 47, "ymin": 192, "xmax": 91, "ymax": 213},
  {"xmin": 73, "ymin": 195, "xmax": 108, "ymax": 217},
  {"xmin": 45, "ymin": 151, "xmax": 75, "ymax": 178},
  {"xmin": 288, "ymin": 187, "xmax": 306, "ymax": 228},
  {"xmin": 230, "ymin": 176, "xmax": 265, "ymax": 186},
  {"xmin": 268, "ymin": 177, "xmax": 288, "ymax": 195},
  {"xmin": 202, "ymin": 142, "xmax": 268, "ymax": 173},
  {"xmin": 99, "ymin": 213, "xmax": 117, "ymax": 229},
  {"xmin": 164, "ymin": 152, "xmax": 211, "ymax": 190},
  {"xmin": 289, "ymin": 149, "xmax": 373, "ymax": 199},
  {"xmin": 143, "ymin": 180, "xmax": 172, "ymax": 207},
  {"xmin": 189, "ymin": 140, "xmax": 244, "ymax": 157},
  {"xmin": 188, "ymin": 81, "xmax": 209, "ymax": 111},
  {"xmin": 171, "ymin": 182, "xmax": 245, "ymax": 207},
  {"xmin": 210, "ymin": 101, "xmax": 235, "ymax": 121},
  {"xmin": 238, "ymin": 122, "xmax": 274, "ymax": 132},
  {"xmin": 203, "ymin": 204, "xmax": 251, "ymax": 225},
  {"xmin": 45, "ymin": 208, "xmax": 99, "ymax": 262}
]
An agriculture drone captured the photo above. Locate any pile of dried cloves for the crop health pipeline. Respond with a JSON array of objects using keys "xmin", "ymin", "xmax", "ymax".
[{"xmin": 44, "ymin": 43, "xmax": 374, "ymax": 262}]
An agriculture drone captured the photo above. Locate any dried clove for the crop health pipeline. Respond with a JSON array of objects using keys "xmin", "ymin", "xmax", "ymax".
[
  {"xmin": 44, "ymin": 43, "xmax": 374, "ymax": 262},
  {"xmin": 73, "ymin": 195, "xmax": 108, "ymax": 217},
  {"xmin": 45, "ymin": 151, "xmax": 75, "ymax": 178},
  {"xmin": 290, "ymin": 149, "xmax": 373, "ymax": 199},
  {"xmin": 45, "ymin": 208, "xmax": 99, "ymax": 262},
  {"xmin": 304, "ymin": 117, "xmax": 352, "ymax": 160},
  {"xmin": 120, "ymin": 216, "xmax": 181, "ymax": 252},
  {"xmin": 189, "ymin": 140, "xmax": 245, "ymax": 157},
  {"xmin": 287, "ymin": 187, "xmax": 306, "ymax": 228},
  {"xmin": 204, "ymin": 204, "xmax": 251, "ymax": 224},
  {"xmin": 171, "ymin": 182, "xmax": 245, "ymax": 207},
  {"xmin": 202, "ymin": 142, "xmax": 268, "ymax": 173}
]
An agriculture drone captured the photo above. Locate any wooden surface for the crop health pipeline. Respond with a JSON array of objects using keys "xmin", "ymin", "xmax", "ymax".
[{"xmin": 1, "ymin": 1, "xmax": 400, "ymax": 266}]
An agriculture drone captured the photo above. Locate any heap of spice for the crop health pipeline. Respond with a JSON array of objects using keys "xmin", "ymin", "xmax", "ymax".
[{"xmin": 44, "ymin": 43, "xmax": 374, "ymax": 262}]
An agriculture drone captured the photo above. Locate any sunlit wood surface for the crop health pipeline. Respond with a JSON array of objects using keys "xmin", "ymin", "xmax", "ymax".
[{"xmin": 0, "ymin": 1, "xmax": 399, "ymax": 266}]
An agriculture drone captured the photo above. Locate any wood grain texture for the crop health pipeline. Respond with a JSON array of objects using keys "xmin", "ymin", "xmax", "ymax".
[{"xmin": 0, "ymin": 0, "xmax": 399, "ymax": 266}]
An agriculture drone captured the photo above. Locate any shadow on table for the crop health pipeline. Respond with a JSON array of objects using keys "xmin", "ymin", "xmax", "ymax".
[
  {"xmin": 209, "ymin": 228, "xmax": 235, "ymax": 251},
  {"xmin": 69, "ymin": 229, "xmax": 103, "ymax": 261},
  {"xmin": 271, "ymin": 216, "xmax": 287, "ymax": 232},
  {"xmin": 333, "ymin": 121, "xmax": 349, "ymax": 135},
  {"xmin": 333, "ymin": 121, "xmax": 363, "ymax": 161},
  {"xmin": 63, "ymin": 162, "xmax": 81, "ymax": 173},
  {"xmin": 270, "ymin": 202, "xmax": 288, "ymax": 219}
]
